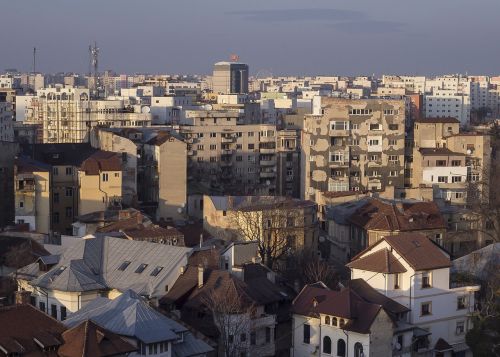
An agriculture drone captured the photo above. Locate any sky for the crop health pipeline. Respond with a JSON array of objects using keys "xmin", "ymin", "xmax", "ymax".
[{"xmin": 1, "ymin": 0, "xmax": 499, "ymax": 76}]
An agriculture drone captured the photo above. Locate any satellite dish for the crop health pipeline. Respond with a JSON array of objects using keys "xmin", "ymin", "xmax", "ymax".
[
  {"xmin": 177, "ymin": 208, "xmax": 183, "ymax": 214},
  {"xmin": 466, "ymin": 149, "xmax": 472, "ymax": 154},
  {"xmin": 319, "ymin": 236, "xmax": 326, "ymax": 243},
  {"xmin": 141, "ymin": 106, "xmax": 150, "ymax": 114}
]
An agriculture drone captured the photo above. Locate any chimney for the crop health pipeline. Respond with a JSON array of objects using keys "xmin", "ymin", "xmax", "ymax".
[
  {"xmin": 179, "ymin": 266, "xmax": 185, "ymax": 275},
  {"xmin": 15, "ymin": 290, "xmax": 31, "ymax": 305},
  {"xmin": 118, "ymin": 209, "xmax": 131, "ymax": 221},
  {"xmin": 136, "ymin": 212, "xmax": 142, "ymax": 225},
  {"xmin": 198, "ymin": 265, "xmax": 204, "ymax": 288}
]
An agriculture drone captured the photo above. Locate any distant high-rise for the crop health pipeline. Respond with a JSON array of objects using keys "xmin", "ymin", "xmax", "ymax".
[{"xmin": 212, "ymin": 61, "xmax": 249, "ymax": 94}]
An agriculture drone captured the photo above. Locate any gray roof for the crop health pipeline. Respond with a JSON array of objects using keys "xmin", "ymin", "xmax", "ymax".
[
  {"xmin": 452, "ymin": 243, "xmax": 500, "ymax": 280},
  {"xmin": 64, "ymin": 290, "xmax": 213, "ymax": 356},
  {"xmin": 326, "ymin": 198, "xmax": 370, "ymax": 225},
  {"xmin": 30, "ymin": 236, "xmax": 192, "ymax": 297}
]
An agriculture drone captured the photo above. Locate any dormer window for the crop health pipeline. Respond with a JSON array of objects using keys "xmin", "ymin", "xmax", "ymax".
[
  {"xmin": 332, "ymin": 317, "xmax": 338, "ymax": 326},
  {"xmin": 324, "ymin": 316, "xmax": 330, "ymax": 325},
  {"xmin": 339, "ymin": 319, "xmax": 345, "ymax": 328},
  {"xmin": 421, "ymin": 271, "xmax": 432, "ymax": 288},
  {"xmin": 135, "ymin": 264, "xmax": 148, "ymax": 274}
]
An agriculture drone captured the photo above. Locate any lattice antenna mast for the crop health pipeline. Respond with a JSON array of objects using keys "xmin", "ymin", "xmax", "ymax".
[
  {"xmin": 89, "ymin": 42, "xmax": 100, "ymax": 98},
  {"xmin": 33, "ymin": 47, "xmax": 37, "ymax": 74}
]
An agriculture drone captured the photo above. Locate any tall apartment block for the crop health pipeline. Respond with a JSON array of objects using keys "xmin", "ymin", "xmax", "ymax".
[
  {"xmin": 22, "ymin": 86, "xmax": 151, "ymax": 143},
  {"xmin": 0, "ymin": 100, "xmax": 14, "ymax": 142},
  {"xmin": 212, "ymin": 62, "xmax": 249, "ymax": 94},
  {"xmin": 302, "ymin": 98, "xmax": 406, "ymax": 200}
]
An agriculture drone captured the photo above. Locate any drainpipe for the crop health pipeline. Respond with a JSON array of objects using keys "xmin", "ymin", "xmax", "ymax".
[{"xmin": 342, "ymin": 329, "xmax": 349, "ymax": 357}]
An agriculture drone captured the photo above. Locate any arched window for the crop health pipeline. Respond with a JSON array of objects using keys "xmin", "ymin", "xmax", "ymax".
[
  {"xmin": 332, "ymin": 317, "xmax": 338, "ymax": 326},
  {"xmin": 80, "ymin": 93, "xmax": 89, "ymax": 101},
  {"xmin": 354, "ymin": 342, "xmax": 364, "ymax": 357},
  {"xmin": 325, "ymin": 316, "xmax": 330, "ymax": 325},
  {"xmin": 337, "ymin": 339, "xmax": 346, "ymax": 357},
  {"xmin": 323, "ymin": 336, "xmax": 332, "ymax": 354},
  {"xmin": 339, "ymin": 319, "xmax": 345, "ymax": 327}
]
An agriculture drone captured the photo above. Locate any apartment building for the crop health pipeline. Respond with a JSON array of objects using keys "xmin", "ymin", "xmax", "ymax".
[
  {"xmin": 302, "ymin": 97, "xmax": 406, "ymax": 201},
  {"xmin": 17, "ymin": 144, "xmax": 124, "ymax": 235},
  {"xmin": 424, "ymin": 89, "xmax": 471, "ymax": 126},
  {"xmin": 0, "ymin": 100, "xmax": 14, "ymax": 142},
  {"xmin": 0, "ymin": 141, "xmax": 17, "ymax": 228},
  {"xmin": 212, "ymin": 61, "xmax": 249, "ymax": 94},
  {"xmin": 348, "ymin": 233, "xmax": 480, "ymax": 356},
  {"xmin": 276, "ymin": 129, "xmax": 301, "ymax": 197},
  {"xmin": 92, "ymin": 127, "xmax": 187, "ymax": 221},
  {"xmin": 22, "ymin": 86, "xmax": 151, "ymax": 143},
  {"xmin": 412, "ymin": 118, "xmax": 491, "ymax": 205}
]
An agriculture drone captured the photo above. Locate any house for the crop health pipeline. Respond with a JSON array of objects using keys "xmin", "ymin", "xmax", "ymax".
[
  {"xmin": 347, "ymin": 233, "xmax": 480, "ymax": 355},
  {"xmin": 16, "ymin": 236, "xmax": 192, "ymax": 319},
  {"xmin": 291, "ymin": 281, "xmax": 410, "ymax": 357},
  {"xmin": 0, "ymin": 301, "xmax": 136, "ymax": 357},
  {"xmin": 160, "ymin": 243, "xmax": 291, "ymax": 357},
  {"xmin": 63, "ymin": 289, "xmax": 213, "ymax": 357}
]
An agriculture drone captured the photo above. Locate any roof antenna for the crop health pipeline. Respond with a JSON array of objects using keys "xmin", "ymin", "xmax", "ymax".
[{"xmin": 199, "ymin": 233, "xmax": 203, "ymax": 248}]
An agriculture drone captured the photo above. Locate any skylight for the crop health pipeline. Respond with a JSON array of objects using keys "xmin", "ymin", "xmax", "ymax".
[
  {"xmin": 118, "ymin": 261, "xmax": 131, "ymax": 271},
  {"xmin": 135, "ymin": 264, "xmax": 148, "ymax": 274},
  {"xmin": 150, "ymin": 266, "xmax": 164, "ymax": 277}
]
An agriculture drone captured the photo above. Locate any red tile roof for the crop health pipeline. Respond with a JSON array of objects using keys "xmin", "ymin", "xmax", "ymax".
[
  {"xmin": 80, "ymin": 151, "xmax": 122, "ymax": 175},
  {"xmin": 415, "ymin": 117, "xmax": 460, "ymax": 124},
  {"xmin": 349, "ymin": 233, "xmax": 451, "ymax": 271},
  {"xmin": 346, "ymin": 248, "xmax": 407, "ymax": 273},
  {"xmin": 348, "ymin": 198, "xmax": 446, "ymax": 232},
  {"xmin": 0, "ymin": 304, "xmax": 65, "ymax": 356},
  {"xmin": 58, "ymin": 320, "xmax": 137, "ymax": 357}
]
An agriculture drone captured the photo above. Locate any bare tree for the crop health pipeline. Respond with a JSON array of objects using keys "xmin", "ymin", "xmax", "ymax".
[
  {"xmin": 202, "ymin": 285, "xmax": 255, "ymax": 357},
  {"xmin": 228, "ymin": 198, "xmax": 317, "ymax": 269}
]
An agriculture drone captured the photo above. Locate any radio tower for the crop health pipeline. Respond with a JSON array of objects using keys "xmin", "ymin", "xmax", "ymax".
[
  {"xmin": 89, "ymin": 42, "xmax": 99, "ymax": 98},
  {"xmin": 32, "ymin": 47, "xmax": 37, "ymax": 74}
]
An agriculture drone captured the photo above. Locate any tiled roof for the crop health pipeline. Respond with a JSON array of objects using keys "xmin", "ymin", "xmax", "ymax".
[
  {"xmin": 208, "ymin": 195, "xmax": 316, "ymax": 212},
  {"xmin": 15, "ymin": 156, "xmax": 51, "ymax": 173},
  {"xmin": 348, "ymin": 198, "xmax": 446, "ymax": 232},
  {"xmin": 0, "ymin": 304, "xmax": 65, "ymax": 356},
  {"xmin": 292, "ymin": 285, "xmax": 386, "ymax": 334},
  {"xmin": 434, "ymin": 338, "xmax": 453, "ymax": 352},
  {"xmin": 80, "ymin": 150, "xmax": 122, "ymax": 175},
  {"xmin": 350, "ymin": 233, "xmax": 451, "ymax": 271},
  {"xmin": 346, "ymin": 248, "xmax": 407, "ymax": 273},
  {"xmin": 347, "ymin": 279, "xmax": 409, "ymax": 315},
  {"xmin": 58, "ymin": 320, "xmax": 137, "ymax": 357},
  {"xmin": 22, "ymin": 143, "xmax": 97, "ymax": 166}
]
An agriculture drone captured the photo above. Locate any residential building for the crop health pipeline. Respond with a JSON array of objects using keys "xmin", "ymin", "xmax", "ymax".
[
  {"xmin": 14, "ymin": 157, "xmax": 51, "ymax": 233},
  {"xmin": 424, "ymin": 89, "xmax": 470, "ymax": 126},
  {"xmin": 93, "ymin": 127, "xmax": 187, "ymax": 220},
  {"xmin": 23, "ymin": 86, "xmax": 151, "ymax": 144},
  {"xmin": 18, "ymin": 144, "xmax": 124, "ymax": 235},
  {"xmin": 212, "ymin": 61, "xmax": 249, "ymax": 94},
  {"xmin": 292, "ymin": 281, "xmax": 409, "ymax": 357},
  {"xmin": 16, "ymin": 236, "xmax": 192, "ymax": 317},
  {"xmin": 63, "ymin": 290, "xmax": 213, "ymax": 357},
  {"xmin": 0, "ymin": 100, "xmax": 14, "ymax": 142},
  {"xmin": 0, "ymin": 141, "xmax": 18, "ymax": 228},
  {"xmin": 276, "ymin": 129, "xmax": 301, "ymax": 197},
  {"xmin": 302, "ymin": 97, "xmax": 406, "ymax": 200},
  {"xmin": 202, "ymin": 195, "xmax": 319, "ymax": 254},
  {"xmin": 347, "ymin": 233, "xmax": 480, "ymax": 355}
]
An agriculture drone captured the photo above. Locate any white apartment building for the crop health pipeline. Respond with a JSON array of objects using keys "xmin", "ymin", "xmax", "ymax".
[
  {"xmin": 23, "ymin": 86, "xmax": 151, "ymax": 143},
  {"xmin": 347, "ymin": 233, "xmax": 479, "ymax": 356},
  {"xmin": 425, "ymin": 89, "xmax": 470, "ymax": 126}
]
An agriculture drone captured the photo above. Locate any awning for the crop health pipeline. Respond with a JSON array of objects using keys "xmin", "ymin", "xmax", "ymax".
[{"xmin": 434, "ymin": 338, "xmax": 453, "ymax": 352}]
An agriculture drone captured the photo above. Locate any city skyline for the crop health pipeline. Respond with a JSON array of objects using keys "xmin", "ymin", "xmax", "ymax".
[{"xmin": 2, "ymin": 0, "xmax": 500, "ymax": 76}]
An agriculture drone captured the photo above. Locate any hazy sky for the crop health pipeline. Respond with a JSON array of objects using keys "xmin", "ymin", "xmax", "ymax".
[{"xmin": 1, "ymin": 0, "xmax": 499, "ymax": 76}]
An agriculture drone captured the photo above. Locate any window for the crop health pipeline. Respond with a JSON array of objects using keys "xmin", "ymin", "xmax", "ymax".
[
  {"xmin": 53, "ymin": 167, "xmax": 59, "ymax": 175},
  {"xmin": 114, "ymin": 173, "xmax": 119, "ymax": 177},
  {"xmin": 332, "ymin": 317, "xmax": 337, "ymax": 326},
  {"xmin": 151, "ymin": 266, "xmax": 164, "ymax": 277},
  {"xmin": 389, "ymin": 155, "xmax": 398, "ymax": 162},
  {"xmin": 65, "ymin": 187, "xmax": 73, "ymax": 197},
  {"xmin": 303, "ymin": 324, "xmax": 310, "ymax": 344},
  {"xmin": 323, "ymin": 336, "xmax": 332, "ymax": 354},
  {"xmin": 421, "ymin": 302, "xmax": 432, "ymax": 316},
  {"xmin": 248, "ymin": 132, "xmax": 254, "ymax": 137},
  {"xmin": 349, "ymin": 108, "xmax": 372, "ymax": 115},
  {"xmin": 384, "ymin": 109, "xmax": 399, "ymax": 115},
  {"xmin": 337, "ymin": 339, "xmax": 346, "ymax": 357},
  {"xmin": 452, "ymin": 160, "xmax": 461, "ymax": 166},
  {"xmin": 369, "ymin": 123, "xmax": 382, "ymax": 131},
  {"xmin": 135, "ymin": 264, "xmax": 148, "ymax": 273},
  {"xmin": 210, "ymin": 132, "xmax": 217, "ymax": 138},
  {"xmin": 351, "ymin": 139, "xmax": 359, "ymax": 146},
  {"xmin": 53, "ymin": 193, "xmax": 59, "ymax": 203},
  {"xmin": 19, "ymin": 201, "xmax": 24, "ymax": 208},
  {"xmin": 210, "ymin": 157, "xmax": 217, "ymax": 162},
  {"xmin": 354, "ymin": 342, "xmax": 364, "ymax": 357},
  {"xmin": 331, "ymin": 152, "xmax": 344, "ymax": 163},
  {"xmin": 39, "ymin": 301, "xmax": 46, "ymax": 312},
  {"xmin": 339, "ymin": 319, "xmax": 345, "ymax": 328},
  {"xmin": 210, "ymin": 144, "xmax": 217, "ymax": 150},
  {"xmin": 389, "ymin": 124, "xmax": 399, "ymax": 130},
  {"xmin": 102, "ymin": 173, "xmax": 109, "ymax": 182},
  {"xmin": 265, "ymin": 327, "xmax": 271, "ymax": 343},
  {"xmin": 197, "ymin": 145, "xmax": 204, "ymax": 150},
  {"xmin": 452, "ymin": 176, "xmax": 462, "ymax": 183},
  {"xmin": 240, "ymin": 333, "xmax": 246, "ymax": 342},
  {"xmin": 51, "ymin": 304, "xmax": 57, "ymax": 319},
  {"xmin": 422, "ymin": 272, "xmax": 431, "ymax": 288},
  {"xmin": 457, "ymin": 296, "xmax": 467, "ymax": 310},
  {"xmin": 389, "ymin": 139, "xmax": 397, "ymax": 146},
  {"xmin": 368, "ymin": 139, "xmax": 379, "ymax": 146},
  {"xmin": 394, "ymin": 273, "xmax": 400, "ymax": 289},
  {"xmin": 389, "ymin": 171, "xmax": 398, "ymax": 177},
  {"xmin": 456, "ymin": 321, "xmax": 465, "ymax": 335},
  {"xmin": 53, "ymin": 212, "xmax": 59, "ymax": 224},
  {"xmin": 351, "ymin": 123, "xmax": 359, "ymax": 130},
  {"xmin": 250, "ymin": 332, "xmax": 256, "ymax": 345},
  {"xmin": 369, "ymin": 154, "xmax": 378, "ymax": 161},
  {"xmin": 118, "ymin": 261, "xmax": 131, "ymax": 271},
  {"xmin": 438, "ymin": 176, "xmax": 448, "ymax": 183},
  {"xmin": 248, "ymin": 143, "xmax": 255, "ymax": 150},
  {"xmin": 65, "ymin": 207, "xmax": 72, "ymax": 218},
  {"xmin": 325, "ymin": 316, "xmax": 330, "ymax": 325},
  {"xmin": 330, "ymin": 121, "xmax": 349, "ymax": 130},
  {"xmin": 436, "ymin": 160, "xmax": 447, "ymax": 167},
  {"xmin": 60, "ymin": 306, "xmax": 67, "ymax": 321}
]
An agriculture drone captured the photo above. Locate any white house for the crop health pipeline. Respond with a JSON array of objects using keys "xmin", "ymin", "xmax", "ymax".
[{"xmin": 347, "ymin": 233, "xmax": 479, "ymax": 356}]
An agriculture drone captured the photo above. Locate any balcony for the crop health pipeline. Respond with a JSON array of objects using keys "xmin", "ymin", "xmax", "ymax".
[
  {"xmin": 220, "ymin": 160, "xmax": 233, "ymax": 167},
  {"xmin": 221, "ymin": 136, "xmax": 236, "ymax": 143},
  {"xmin": 260, "ymin": 159, "xmax": 276, "ymax": 166},
  {"xmin": 260, "ymin": 170, "xmax": 276, "ymax": 178},
  {"xmin": 221, "ymin": 149, "xmax": 234, "ymax": 156}
]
